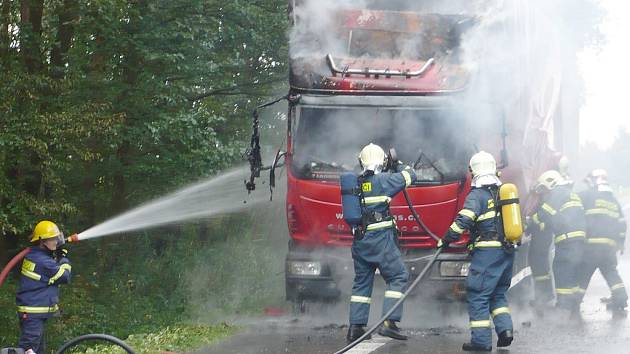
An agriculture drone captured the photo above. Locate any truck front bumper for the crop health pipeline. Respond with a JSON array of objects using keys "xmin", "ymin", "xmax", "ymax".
[{"xmin": 285, "ymin": 247, "xmax": 471, "ymax": 301}]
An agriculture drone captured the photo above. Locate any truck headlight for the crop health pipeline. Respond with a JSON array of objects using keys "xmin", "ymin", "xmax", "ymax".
[
  {"xmin": 287, "ymin": 261, "xmax": 322, "ymax": 276},
  {"xmin": 439, "ymin": 261, "xmax": 470, "ymax": 277}
]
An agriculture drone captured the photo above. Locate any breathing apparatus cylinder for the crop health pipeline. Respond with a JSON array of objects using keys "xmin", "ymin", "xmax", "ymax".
[
  {"xmin": 340, "ymin": 172, "xmax": 362, "ymax": 227},
  {"xmin": 499, "ymin": 183, "xmax": 523, "ymax": 243}
]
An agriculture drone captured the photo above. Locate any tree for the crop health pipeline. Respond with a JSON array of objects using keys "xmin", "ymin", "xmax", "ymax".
[{"xmin": 0, "ymin": 0, "xmax": 288, "ymax": 258}]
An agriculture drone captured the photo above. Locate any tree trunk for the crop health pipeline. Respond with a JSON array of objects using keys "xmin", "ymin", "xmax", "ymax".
[
  {"xmin": 110, "ymin": 1, "xmax": 146, "ymax": 214},
  {"xmin": 111, "ymin": 144, "xmax": 129, "ymax": 213},
  {"xmin": 20, "ymin": 0, "xmax": 44, "ymax": 72},
  {"xmin": 0, "ymin": 0, "xmax": 11, "ymax": 63},
  {"xmin": 50, "ymin": 0, "xmax": 77, "ymax": 78},
  {"xmin": 0, "ymin": 233, "xmax": 8, "ymax": 264}
]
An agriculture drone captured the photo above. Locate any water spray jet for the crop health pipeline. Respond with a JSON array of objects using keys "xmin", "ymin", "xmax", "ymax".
[{"xmin": 1, "ymin": 166, "xmax": 267, "ymax": 289}]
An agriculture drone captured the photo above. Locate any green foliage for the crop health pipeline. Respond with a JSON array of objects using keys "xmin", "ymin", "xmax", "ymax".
[
  {"xmin": 0, "ymin": 281, "xmax": 19, "ymax": 346},
  {"xmin": 0, "ymin": 0, "xmax": 288, "ymax": 239}
]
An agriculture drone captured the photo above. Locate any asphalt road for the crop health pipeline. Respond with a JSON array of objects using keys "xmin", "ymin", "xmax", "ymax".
[{"xmin": 195, "ymin": 204, "xmax": 630, "ymax": 354}]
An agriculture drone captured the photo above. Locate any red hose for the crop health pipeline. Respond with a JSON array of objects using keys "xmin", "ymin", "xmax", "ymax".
[{"xmin": 0, "ymin": 248, "xmax": 30, "ymax": 288}]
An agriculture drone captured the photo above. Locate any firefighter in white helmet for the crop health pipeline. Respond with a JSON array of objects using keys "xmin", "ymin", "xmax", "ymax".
[
  {"xmin": 343, "ymin": 143, "xmax": 417, "ymax": 342},
  {"xmin": 532, "ymin": 170, "xmax": 585, "ymax": 315},
  {"xmin": 576, "ymin": 169, "xmax": 627, "ymax": 314},
  {"xmin": 439, "ymin": 151, "xmax": 514, "ymax": 352}
]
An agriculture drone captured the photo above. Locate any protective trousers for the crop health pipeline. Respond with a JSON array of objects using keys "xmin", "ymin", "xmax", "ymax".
[
  {"xmin": 528, "ymin": 231, "xmax": 554, "ymax": 304},
  {"xmin": 553, "ymin": 240, "xmax": 584, "ymax": 310},
  {"xmin": 577, "ymin": 245, "xmax": 627, "ymax": 307},
  {"xmin": 466, "ymin": 247, "xmax": 514, "ymax": 348},
  {"xmin": 349, "ymin": 229, "xmax": 409, "ymax": 325},
  {"xmin": 18, "ymin": 314, "xmax": 47, "ymax": 353}
]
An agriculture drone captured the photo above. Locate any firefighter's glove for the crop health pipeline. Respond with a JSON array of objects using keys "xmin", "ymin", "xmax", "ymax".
[
  {"xmin": 437, "ymin": 239, "xmax": 450, "ymax": 249},
  {"xmin": 395, "ymin": 162, "xmax": 409, "ymax": 173},
  {"xmin": 56, "ymin": 248, "xmax": 69, "ymax": 260}
]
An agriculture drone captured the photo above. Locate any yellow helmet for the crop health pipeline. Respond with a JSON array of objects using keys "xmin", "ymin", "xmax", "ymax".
[
  {"xmin": 358, "ymin": 143, "xmax": 386, "ymax": 172},
  {"xmin": 31, "ymin": 220, "xmax": 61, "ymax": 243}
]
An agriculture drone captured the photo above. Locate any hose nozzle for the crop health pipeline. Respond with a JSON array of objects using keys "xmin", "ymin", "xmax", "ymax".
[{"xmin": 66, "ymin": 234, "xmax": 80, "ymax": 243}]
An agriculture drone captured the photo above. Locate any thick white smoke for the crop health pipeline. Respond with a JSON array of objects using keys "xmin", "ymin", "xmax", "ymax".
[{"xmin": 288, "ymin": 0, "xmax": 601, "ymax": 201}]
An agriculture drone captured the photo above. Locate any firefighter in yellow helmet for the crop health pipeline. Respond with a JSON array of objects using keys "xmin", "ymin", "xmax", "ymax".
[{"xmin": 16, "ymin": 221, "xmax": 71, "ymax": 354}]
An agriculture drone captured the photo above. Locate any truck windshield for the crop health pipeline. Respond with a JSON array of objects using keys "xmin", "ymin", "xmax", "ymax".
[{"xmin": 292, "ymin": 107, "xmax": 472, "ymax": 184}]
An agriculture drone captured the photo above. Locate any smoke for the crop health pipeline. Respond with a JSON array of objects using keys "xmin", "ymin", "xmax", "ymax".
[{"xmin": 288, "ymin": 0, "xmax": 602, "ymax": 197}]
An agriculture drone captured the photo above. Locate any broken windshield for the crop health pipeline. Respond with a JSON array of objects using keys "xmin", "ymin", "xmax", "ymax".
[{"xmin": 292, "ymin": 107, "xmax": 472, "ymax": 184}]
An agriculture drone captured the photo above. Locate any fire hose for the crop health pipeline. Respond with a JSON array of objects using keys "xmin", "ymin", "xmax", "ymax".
[
  {"xmin": 333, "ymin": 248, "xmax": 443, "ymax": 354},
  {"xmin": 55, "ymin": 334, "xmax": 136, "ymax": 354},
  {"xmin": 0, "ymin": 248, "xmax": 31, "ymax": 289},
  {"xmin": 334, "ymin": 191, "xmax": 465, "ymax": 353}
]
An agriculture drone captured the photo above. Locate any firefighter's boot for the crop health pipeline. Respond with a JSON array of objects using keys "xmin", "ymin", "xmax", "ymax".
[
  {"xmin": 378, "ymin": 320, "xmax": 407, "ymax": 340},
  {"xmin": 346, "ymin": 325, "xmax": 371, "ymax": 343},
  {"xmin": 497, "ymin": 329, "xmax": 513, "ymax": 347},
  {"xmin": 607, "ymin": 300, "xmax": 628, "ymax": 317},
  {"xmin": 462, "ymin": 342, "xmax": 492, "ymax": 352}
]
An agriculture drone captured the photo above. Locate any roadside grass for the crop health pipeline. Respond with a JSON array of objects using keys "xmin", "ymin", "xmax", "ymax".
[{"xmin": 66, "ymin": 324, "xmax": 237, "ymax": 354}]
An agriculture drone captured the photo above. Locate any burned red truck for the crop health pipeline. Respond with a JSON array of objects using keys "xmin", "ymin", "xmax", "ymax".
[{"xmin": 247, "ymin": 1, "xmax": 578, "ymax": 308}]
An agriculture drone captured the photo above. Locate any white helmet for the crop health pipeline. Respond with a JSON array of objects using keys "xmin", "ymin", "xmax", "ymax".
[
  {"xmin": 534, "ymin": 170, "xmax": 565, "ymax": 194},
  {"xmin": 469, "ymin": 151, "xmax": 497, "ymax": 177},
  {"xmin": 585, "ymin": 169, "xmax": 612, "ymax": 191},
  {"xmin": 359, "ymin": 143, "xmax": 386, "ymax": 173},
  {"xmin": 558, "ymin": 155, "xmax": 570, "ymax": 178}
]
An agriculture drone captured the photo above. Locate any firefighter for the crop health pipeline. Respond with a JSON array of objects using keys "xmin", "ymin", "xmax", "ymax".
[
  {"xmin": 532, "ymin": 170, "xmax": 585, "ymax": 314},
  {"xmin": 439, "ymin": 151, "xmax": 514, "ymax": 352},
  {"xmin": 526, "ymin": 209, "xmax": 555, "ymax": 313},
  {"xmin": 576, "ymin": 169, "xmax": 627, "ymax": 313},
  {"xmin": 345, "ymin": 143, "xmax": 417, "ymax": 342},
  {"xmin": 16, "ymin": 220, "xmax": 71, "ymax": 354}
]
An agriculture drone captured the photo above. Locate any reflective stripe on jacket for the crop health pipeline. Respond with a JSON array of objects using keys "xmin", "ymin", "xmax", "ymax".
[
  {"xmin": 360, "ymin": 165, "xmax": 417, "ymax": 232},
  {"xmin": 444, "ymin": 185, "xmax": 504, "ymax": 245},
  {"xmin": 580, "ymin": 189, "xmax": 626, "ymax": 248},
  {"xmin": 536, "ymin": 185, "xmax": 586, "ymax": 245}
]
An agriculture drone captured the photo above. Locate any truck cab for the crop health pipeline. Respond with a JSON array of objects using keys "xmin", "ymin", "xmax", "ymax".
[
  {"xmin": 283, "ymin": 3, "xmax": 480, "ymax": 304},
  {"xmin": 285, "ymin": 94, "xmax": 477, "ymax": 303}
]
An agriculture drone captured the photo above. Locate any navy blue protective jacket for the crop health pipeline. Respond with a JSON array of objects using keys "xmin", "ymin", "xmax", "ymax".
[
  {"xmin": 579, "ymin": 189, "xmax": 626, "ymax": 249},
  {"xmin": 444, "ymin": 185, "xmax": 504, "ymax": 244},
  {"xmin": 534, "ymin": 185, "xmax": 586, "ymax": 245},
  {"xmin": 16, "ymin": 246, "xmax": 71, "ymax": 318},
  {"xmin": 359, "ymin": 165, "xmax": 416, "ymax": 232}
]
